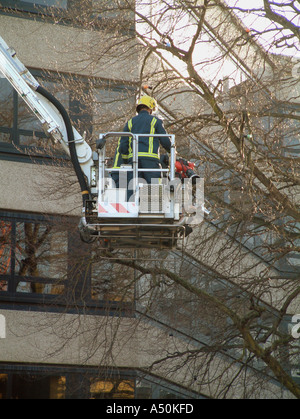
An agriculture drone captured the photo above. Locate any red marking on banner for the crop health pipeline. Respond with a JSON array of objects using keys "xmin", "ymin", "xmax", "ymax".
[
  {"xmin": 111, "ymin": 203, "xmax": 129, "ymax": 213},
  {"xmin": 99, "ymin": 204, "xmax": 108, "ymax": 213}
]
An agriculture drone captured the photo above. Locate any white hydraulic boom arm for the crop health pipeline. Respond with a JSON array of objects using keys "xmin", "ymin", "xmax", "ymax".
[{"xmin": 0, "ymin": 35, "xmax": 94, "ymax": 203}]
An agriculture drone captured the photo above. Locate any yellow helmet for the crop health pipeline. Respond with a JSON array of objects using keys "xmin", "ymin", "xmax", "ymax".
[{"xmin": 137, "ymin": 95, "xmax": 157, "ymax": 112}]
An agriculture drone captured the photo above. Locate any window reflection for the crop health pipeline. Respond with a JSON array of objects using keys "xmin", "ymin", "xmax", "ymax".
[
  {"xmin": 20, "ymin": 0, "xmax": 67, "ymax": 8},
  {"xmin": 0, "ymin": 214, "xmax": 137, "ymax": 305},
  {"xmin": 136, "ymin": 378, "xmax": 192, "ymax": 399},
  {"xmin": 0, "ymin": 79, "xmax": 13, "ymax": 143},
  {"xmin": 91, "ymin": 261, "xmax": 134, "ymax": 302},
  {"xmin": 90, "ymin": 378, "xmax": 134, "ymax": 399},
  {"xmin": 0, "ymin": 79, "xmax": 13, "ymax": 126},
  {"xmin": 0, "ymin": 371, "xmax": 135, "ymax": 399},
  {"xmin": 0, "ymin": 221, "xmax": 12, "ymax": 277},
  {"xmin": 10, "ymin": 374, "xmax": 66, "ymax": 399},
  {"xmin": 0, "ymin": 369, "xmax": 200, "ymax": 399},
  {"xmin": 0, "ymin": 374, "xmax": 8, "ymax": 399},
  {"xmin": 0, "ymin": 72, "xmax": 70, "ymax": 152},
  {"xmin": 1, "ymin": 216, "xmax": 69, "ymax": 296},
  {"xmin": 14, "ymin": 222, "xmax": 68, "ymax": 294},
  {"xmin": 18, "ymin": 100, "xmax": 43, "ymax": 132}
]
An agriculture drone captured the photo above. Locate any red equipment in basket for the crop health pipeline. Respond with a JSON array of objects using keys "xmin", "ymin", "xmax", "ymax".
[{"xmin": 175, "ymin": 158, "xmax": 199, "ymax": 184}]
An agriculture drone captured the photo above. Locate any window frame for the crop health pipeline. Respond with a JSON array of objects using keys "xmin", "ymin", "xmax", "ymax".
[
  {"xmin": 0, "ymin": 363, "xmax": 204, "ymax": 399},
  {"xmin": 0, "ymin": 69, "xmax": 70, "ymax": 161},
  {"xmin": 0, "ymin": 68, "xmax": 136, "ymax": 164},
  {"xmin": 0, "ymin": 212, "xmax": 72, "ymax": 303},
  {"xmin": 0, "ymin": 211, "xmax": 135, "ymax": 314},
  {"xmin": 0, "ymin": 0, "xmax": 68, "ymax": 14},
  {"xmin": 0, "ymin": 363, "xmax": 137, "ymax": 399},
  {"xmin": 0, "ymin": 0, "xmax": 135, "ymax": 33}
]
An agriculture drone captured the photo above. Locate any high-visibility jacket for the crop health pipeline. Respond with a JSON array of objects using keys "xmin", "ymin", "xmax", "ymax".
[
  {"xmin": 116, "ymin": 110, "xmax": 171, "ymax": 162},
  {"xmin": 112, "ymin": 147, "xmax": 128, "ymax": 170}
]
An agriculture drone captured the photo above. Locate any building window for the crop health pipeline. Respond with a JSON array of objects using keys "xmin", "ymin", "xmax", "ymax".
[
  {"xmin": 0, "ymin": 365, "xmax": 203, "ymax": 399},
  {"xmin": 0, "ymin": 68, "xmax": 135, "ymax": 162},
  {"xmin": 0, "ymin": 367, "xmax": 135, "ymax": 399},
  {"xmin": 24, "ymin": 0, "xmax": 67, "ymax": 7},
  {"xmin": 89, "ymin": 378, "xmax": 134, "ymax": 399},
  {"xmin": 91, "ymin": 260, "xmax": 135, "ymax": 303},
  {"xmin": 0, "ymin": 373, "xmax": 66, "ymax": 399},
  {"xmin": 0, "ymin": 212, "xmax": 135, "ymax": 311},
  {"xmin": 0, "ymin": 73, "xmax": 59, "ymax": 158},
  {"xmin": 0, "ymin": 1, "xmax": 134, "ymax": 35},
  {"xmin": 0, "ymin": 215, "xmax": 69, "ymax": 296},
  {"xmin": 0, "ymin": 0, "xmax": 67, "ymax": 13},
  {"xmin": 135, "ymin": 374, "xmax": 205, "ymax": 399},
  {"xmin": 0, "ymin": 70, "xmax": 92, "ymax": 160}
]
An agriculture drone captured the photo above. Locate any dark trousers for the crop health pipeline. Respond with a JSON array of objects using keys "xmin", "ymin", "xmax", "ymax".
[{"xmin": 127, "ymin": 158, "xmax": 161, "ymax": 200}]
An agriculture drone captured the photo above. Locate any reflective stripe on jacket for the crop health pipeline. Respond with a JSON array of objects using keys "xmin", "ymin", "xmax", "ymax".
[{"xmin": 112, "ymin": 136, "xmax": 129, "ymax": 169}]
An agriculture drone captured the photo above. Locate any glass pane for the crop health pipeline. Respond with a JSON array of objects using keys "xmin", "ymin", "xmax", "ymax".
[
  {"xmin": 0, "ymin": 78, "xmax": 14, "ymax": 143},
  {"xmin": 136, "ymin": 381, "xmax": 152, "ymax": 399},
  {"xmin": 38, "ymin": 79, "xmax": 69, "ymax": 111},
  {"xmin": 22, "ymin": 0, "xmax": 67, "ymax": 8},
  {"xmin": 16, "ymin": 281, "xmax": 65, "ymax": 294},
  {"xmin": 69, "ymin": 92, "xmax": 93, "ymax": 138},
  {"xmin": 283, "ymin": 119, "xmax": 300, "ymax": 157},
  {"xmin": 93, "ymin": 88, "xmax": 134, "ymax": 133},
  {"xmin": 18, "ymin": 99, "xmax": 44, "ymax": 131},
  {"xmin": 90, "ymin": 379, "xmax": 134, "ymax": 399},
  {"xmin": 160, "ymin": 389, "xmax": 181, "ymax": 399},
  {"xmin": 0, "ymin": 280, "xmax": 8, "ymax": 292},
  {"xmin": 18, "ymin": 78, "xmax": 69, "ymax": 148},
  {"xmin": 91, "ymin": 261, "xmax": 134, "ymax": 302},
  {"xmin": 14, "ymin": 222, "xmax": 67, "ymax": 294},
  {"xmin": 0, "ymin": 374, "xmax": 8, "ymax": 399},
  {"xmin": 0, "ymin": 132, "xmax": 12, "ymax": 143},
  {"xmin": 0, "ymin": 221, "xmax": 12, "ymax": 276},
  {"xmin": 50, "ymin": 376, "xmax": 66, "ymax": 399},
  {"xmin": 19, "ymin": 134, "xmax": 48, "ymax": 148},
  {"xmin": 11, "ymin": 374, "xmax": 66, "ymax": 399},
  {"xmin": 15, "ymin": 222, "xmax": 68, "ymax": 279}
]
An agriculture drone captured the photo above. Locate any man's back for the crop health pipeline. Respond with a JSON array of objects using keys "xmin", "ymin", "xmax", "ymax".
[{"xmin": 120, "ymin": 110, "xmax": 171, "ymax": 160}]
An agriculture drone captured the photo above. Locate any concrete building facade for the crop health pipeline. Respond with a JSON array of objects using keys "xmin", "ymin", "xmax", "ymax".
[{"xmin": 0, "ymin": 1, "xmax": 299, "ymax": 399}]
